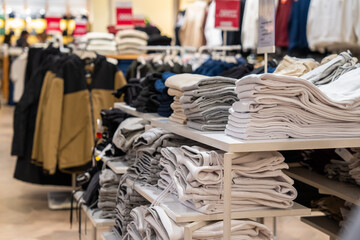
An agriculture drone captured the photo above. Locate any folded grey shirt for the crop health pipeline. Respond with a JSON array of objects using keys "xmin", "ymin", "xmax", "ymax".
[{"xmin": 181, "ymin": 76, "xmax": 237, "ymax": 91}]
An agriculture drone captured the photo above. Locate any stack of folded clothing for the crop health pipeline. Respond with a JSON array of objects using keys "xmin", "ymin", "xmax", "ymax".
[
  {"xmin": 144, "ymin": 206, "xmax": 273, "ymax": 240},
  {"xmin": 194, "ymin": 58, "xmax": 246, "ymax": 76},
  {"xmin": 159, "ymin": 146, "xmax": 297, "ymax": 214},
  {"xmin": 96, "ymin": 108, "xmax": 129, "ymax": 157},
  {"xmin": 325, "ymin": 160, "xmax": 355, "ymax": 184},
  {"xmin": 130, "ymin": 73, "xmax": 161, "ymax": 113},
  {"xmin": 180, "ymin": 76, "xmax": 238, "ymax": 131},
  {"xmin": 126, "ymin": 128, "xmax": 188, "ymax": 185},
  {"xmin": 113, "ymin": 181, "xmax": 148, "ymax": 238},
  {"xmin": 226, "ymin": 69, "xmax": 360, "ymax": 140},
  {"xmin": 98, "ymin": 169, "xmax": 120, "ymax": 218},
  {"xmin": 126, "ymin": 205, "xmax": 149, "ymax": 240},
  {"xmin": 165, "ymin": 74, "xmax": 205, "ymax": 124},
  {"xmin": 78, "ymin": 32, "xmax": 117, "ymax": 55},
  {"xmin": 113, "ymin": 78, "xmax": 143, "ymax": 106},
  {"xmin": 273, "ymin": 55, "xmax": 319, "ymax": 77},
  {"xmin": 147, "ymin": 35, "xmax": 172, "ymax": 46},
  {"xmin": 112, "ymin": 117, "xmax": 150, "ymax": 165},
  {"xmin": 115, "ymin": 29, "xmax": 148, "ymax": 55},
  {"xmin": 155, "ymin": 72, "xmax": 176, "ymax": 117},
  {"xmin": 348, "ymin": 149, "xmax": 360, "ymax": 185},
  {"xmin": 220, "ymin": 63, "xmax": 254, "ymax": 79},
  {"xmin": 301, "ymin": 52, "xmax": 358, "ymax": 86}
]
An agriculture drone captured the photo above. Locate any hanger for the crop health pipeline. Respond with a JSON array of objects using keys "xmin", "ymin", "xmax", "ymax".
[{"xmin": 74, "ymin": 49, "xmax": 97, "ymax": 60}]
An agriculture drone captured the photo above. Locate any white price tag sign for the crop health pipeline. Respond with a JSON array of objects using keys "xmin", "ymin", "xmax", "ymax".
[{"xmin": 257, "ymin": 0, "xmax": 276, "ymax": 54}]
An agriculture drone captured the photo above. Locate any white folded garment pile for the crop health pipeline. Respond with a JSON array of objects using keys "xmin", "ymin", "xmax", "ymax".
[
  {"xmin": 226, "ymin": 69, "xmax": 360, "ymax": 140},
  {"xmin": 98, "ymin": 169, "xmax": 120, "ymax": 218},
  {"xmin": 180, "ymin": 76, "xmax": 239, "ymax": 131},
  {"xmin": 142, "ymin": 205, "xmax": 273, "ymax": 240},
  {"xmin": 77, "ymin": 32, "xmax": 117, "ymax": 55},
  {"xmin": 159, "ymin": 145, "xmax": 297, "ymax": 214},
  {"xmin": 115, "ymin": 29, "xmax": 148, "ymax": 55}
]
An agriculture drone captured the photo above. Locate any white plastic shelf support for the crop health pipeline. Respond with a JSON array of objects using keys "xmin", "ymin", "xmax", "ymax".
[
  {"xmin": 114, "ymin": 102, "xmax": 164, "ymax": 121},
  {"xmin": 284, "ymin": 167, "xmax": 360, "ymax": 205}
]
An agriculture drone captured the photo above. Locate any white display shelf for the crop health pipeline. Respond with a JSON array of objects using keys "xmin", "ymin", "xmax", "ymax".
[
  {"xmin": 284, "ymin": 167, "xmax": 360, "ymax": 205},
  {"xmin": 151, "ymin": 119, "xmax": 360, "ymax": 153},
  {"xmin": 301, "ymin": 216, "xmax": 340, "ymax": 239},
  {"xmin": 114, "ymin": 102, "xmax": 163, "ymax": 121},
  {"xmin": 106, "ymin": 159, "xmax": 129, "ymax": 174},
  {"xmin": 101, "ymin": 232, "xmax": 117, "ymax": 240},
  {"xmin": 74, "ymin": 191, "xmax": 115, "ymax": 228},
  {"xmin": 95, "ymin": 149, "xmax": 129, "ymax": 174},
  {"xmin": 126, "ymin": 179, "xmax": 311, "ymax": 223}
]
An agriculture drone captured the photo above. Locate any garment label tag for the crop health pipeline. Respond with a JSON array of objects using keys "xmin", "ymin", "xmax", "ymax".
[{"xmin": 335, "ymin": 148, "xmax": 354, "ymax": 163}]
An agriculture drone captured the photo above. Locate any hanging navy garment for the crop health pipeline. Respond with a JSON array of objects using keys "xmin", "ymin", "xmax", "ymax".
[{"xmin": 288, "ymin": 0, "xmax": 311, "ymax": 54}]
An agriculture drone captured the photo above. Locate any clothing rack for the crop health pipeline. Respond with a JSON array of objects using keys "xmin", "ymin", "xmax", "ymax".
[
  {"xmin": 198, "ymin": 45, "xmax": 242, "ymax": 54},
  {"xmin": 137, "ymin": 45, "xmax": 197, "ymax": 56}
]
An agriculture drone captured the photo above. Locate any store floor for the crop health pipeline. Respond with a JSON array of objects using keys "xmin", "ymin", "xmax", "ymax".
[{"xmin": 0, "ymin": 105, "xmax": 329, "ymax": 240}]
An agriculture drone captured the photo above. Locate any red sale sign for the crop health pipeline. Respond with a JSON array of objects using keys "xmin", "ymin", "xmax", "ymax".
[
  {"xmin": 73, "ymin": 23, "xmax": 87, "ymax": 36},
  {"xmin": 116, "ymin": 2, "xmax": 133, "ymax": 26},
  {"xmin": 215, "ymin": 0, "xmax": 241, "ymax": 30},
  {"xmin": 133, "ymin": 14, "xmax": 146, "ymax": 27},
  {"xmin": 46, "ymin": 17, "xmax": 61, "ymax": 33}
]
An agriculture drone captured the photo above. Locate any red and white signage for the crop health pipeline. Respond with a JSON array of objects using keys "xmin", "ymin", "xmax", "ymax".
[
  {"xmin": 132, "ymin": 14, "xmax": 146, "ymax": 27},
  {"xmin": 46, "ymin": 17, "xmax": 61, "ymax": 33},
  {"xmin": 214, "ymin": 0, "xmax": 241, "ymax": 31},
  {"xmin": 116, "ymin": 2, "xmax": 133, "ymax": 26},
  {"xmin": 73, "ymin": 23, "xmax": 87, "ymax": 36}
]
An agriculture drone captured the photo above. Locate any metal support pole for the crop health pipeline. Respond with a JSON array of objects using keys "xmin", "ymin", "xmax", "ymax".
[{"xmin": 264, "ymin": 52, "xmax": 268, "ymax": 73}]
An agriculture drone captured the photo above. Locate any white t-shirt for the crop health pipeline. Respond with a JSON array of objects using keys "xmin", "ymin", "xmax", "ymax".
[{"xmin": 10, "ymin": 53, "xmax": 27, "ymax": 103}]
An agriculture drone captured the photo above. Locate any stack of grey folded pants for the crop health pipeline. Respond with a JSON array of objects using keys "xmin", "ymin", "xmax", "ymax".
[
  {"xmin": 180, "ymin": 76, "xmax": 239, "ymax": 131},
  {"xmin": 126, "ymin": 205, "xmax": 149, "ymax": 240},
  {"xmin": 226, "ymin": 68, "xmax": 360, "ymax": 140},
  {"xmin": 159, "ymin": 146, "xmax": 297, "ymax": 214},
  {"xmin": 165, "ymin": 74, "xmax": 206, "ymax": 124},
  {"xmin": 125, "ymin": 128, "xmax": 191, "ymax": 185},
  {"xmin": 112, "ymin": 117, "xmax": 150, "ymax": 165},
  {"xmin": 112, "ymin": 181, "xmax": 148, "ymax": 239},
  {"xmin": 143, "ymin": 205, "xmax": 273, "ymax": 240},
  {"xmin": 98, "ymin": 169, "xmax": 120, "ymax": 218}
]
